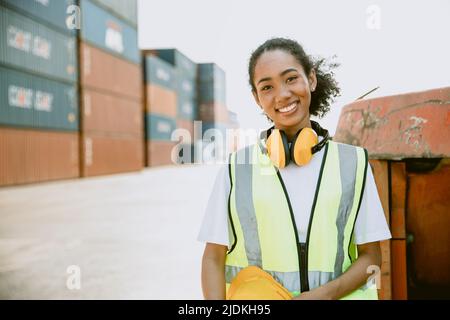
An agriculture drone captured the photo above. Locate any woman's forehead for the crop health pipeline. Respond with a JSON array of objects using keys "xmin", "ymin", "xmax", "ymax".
[{"xmin": 254, "ymin": 49, "xmax": 304, "ymax": 78}]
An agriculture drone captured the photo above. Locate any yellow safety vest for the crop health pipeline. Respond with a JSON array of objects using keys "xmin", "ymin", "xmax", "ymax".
[{"xmin": 225, "ymin": 140, "xmax": 378, "ymax": 300}]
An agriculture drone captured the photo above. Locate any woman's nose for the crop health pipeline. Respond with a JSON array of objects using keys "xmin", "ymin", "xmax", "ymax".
[{"xmin": 275, "ymin": 84, "xmax": 292, "ymax": 103}]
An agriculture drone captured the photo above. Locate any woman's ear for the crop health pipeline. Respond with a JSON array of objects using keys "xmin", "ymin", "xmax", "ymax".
[{"xmin": 309, "ymin": 69, "xmax": 317, "ymax": 92}]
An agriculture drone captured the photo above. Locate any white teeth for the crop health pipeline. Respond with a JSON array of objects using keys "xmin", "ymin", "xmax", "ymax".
[{"xmin": 278, "ymin": 102, "xmax": 296, "ymax": 113}]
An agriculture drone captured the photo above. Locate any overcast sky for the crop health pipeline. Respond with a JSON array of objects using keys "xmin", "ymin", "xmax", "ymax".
[{"xmin": 138, "ymin": 0, "xmax": 449, "ymax": 135}]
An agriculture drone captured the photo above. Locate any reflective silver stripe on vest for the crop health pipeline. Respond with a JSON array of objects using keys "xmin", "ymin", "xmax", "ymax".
[
  {"xmin": 308, "ymin": 271, "xmax": 336, "ymax": 289},
  {"xmin": 234, "ymin": 146, "xmax": 262, "ymax": 267},
  {"xmin": 334, "ymin": 144, "xmax": 358, "ymax": 277},
  {"xmin": 225, "ymin": 265, "xmax": 300, "ymax": 293},
  {"xmin": 308, "ymin": 271, "xmax": 373, "ymax": 291}
]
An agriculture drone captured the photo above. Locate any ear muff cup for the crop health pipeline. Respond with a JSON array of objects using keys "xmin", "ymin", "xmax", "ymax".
[
  {"xmin": 266, "ymin": 129, "xmax": 290, "ymax": 169},
  {"xmin": 290, "ymin": 127, "xmax": 318, "ymax": 166}
]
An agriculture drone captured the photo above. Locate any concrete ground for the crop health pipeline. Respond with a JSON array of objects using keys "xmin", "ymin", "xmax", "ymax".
[{"xmin": 0, "ymin": 164, "xmax": 222, "ymax": 299}]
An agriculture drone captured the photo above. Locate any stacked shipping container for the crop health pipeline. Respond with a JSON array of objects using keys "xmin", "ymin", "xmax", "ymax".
[
  {"xmin": 160, "ymin": 49, "xmax": 198, "ymax": 165},
  {"xmin": 0, "ymin": 0, "xmax": 79, "ymax": 186},
  {"xmin": 143, "ymin": 49, "xmax": 199, "ymax": 166},
  {"xmin": 79, "ymin": 0, "xmax": 143, "ymax": 177},
  {"xmin": 0, "ymin": 0, "xmax": 236, "ymax": 185},
  {"xmin": 197, "ymin": 63, "xmax": 230, "ymax": 162},
  {"xmin": 142, "ymin": 54, "xmax": 177, "ymax": 166}
]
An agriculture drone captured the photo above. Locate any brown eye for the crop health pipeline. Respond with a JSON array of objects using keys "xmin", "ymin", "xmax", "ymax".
[
  {"xmin": 261, "ymin": 85, "xmax": 272, "ymax": 91},
  {"xmin": 287, "ymin": 76, "xmax": 298, "ymax": 83}
]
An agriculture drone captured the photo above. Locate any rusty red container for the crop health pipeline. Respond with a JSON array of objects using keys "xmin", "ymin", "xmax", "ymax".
[
  {"xmin": 0, "ymin": 127, "xmax": 79, "ymax": 186},
  {"xmin": 81, "ymin": 133, "xmax": 144, "ymax": 177},
  {"xmin": 80, "ymin": 41, "xmax": 142, "ymax": 100},
  {"xmin": 81, "ymin": 88, "xmax": 143, "ymax": 137},
  {"xmin": 335, "ymin": 86, "xmax": 450, "ymax": 300}
]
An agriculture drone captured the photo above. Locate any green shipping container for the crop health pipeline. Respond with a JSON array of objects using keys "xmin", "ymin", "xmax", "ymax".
[
  {"xmin": 146, "ymin": 113, "xmax": 176, "ymax": 141},
  {"xmin": 0, "ymin": 5, "xmax": 77, "ymax": 83},
  {"xmin": 198, "ymin": 63, "xmax": 225, "ymax": 82},
  {"xmin": 144, "ymin": 56, "xmax": 176, "ymax": 90},
  {"xmin": 92, "ymin": 0, "xmax": 138, "ymax": 27},
  {"xmin": 198, "ymin": 82, "xmax": 226, "ymax": 105},
  {"xmin": 198, "ymin": 63, "xmax": 226, "ymax": 104},
  {"xmin": 177, "ymin": 73, "xmax": 196, "ymax": 99},
  {"xmin": 80, "ymin": 0, "xmax": 139, "ymax": 64},
  {"xmin": 0, "ymin": 65, "xmax": 78, "ymax": 131},
  {"xmin": 0, "ymin": 0, "xmax": 77, "ymax": 35},
  {"xmin": 177, "ymin": 94, "xmax": 197, "ymax": 120},
  {"xmin": 155, "ymin": 49, "xmax": 197, "ymax": 80}
]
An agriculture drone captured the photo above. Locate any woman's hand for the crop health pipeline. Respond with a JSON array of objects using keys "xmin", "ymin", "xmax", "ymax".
[
  {"xmin": 293, "ymin": 241, "xmax": 382, "ymax": 300},
  {"xmin": 292, "ymin": 284, "xmax": 335, "ymax": 300}
]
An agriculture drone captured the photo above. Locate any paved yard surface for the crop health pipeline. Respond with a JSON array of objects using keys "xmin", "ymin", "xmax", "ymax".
[{"xmin": 0, "ymin": 164, "xmax": 222, "ymax": 299}]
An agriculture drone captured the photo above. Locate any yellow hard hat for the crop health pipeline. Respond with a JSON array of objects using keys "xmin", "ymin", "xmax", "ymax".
[{"xmin": 227, "ymin": 266, "xmax": 293, "ymax": 300}]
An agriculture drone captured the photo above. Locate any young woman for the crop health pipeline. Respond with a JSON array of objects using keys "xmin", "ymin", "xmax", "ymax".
[{"xmin": 198, "ymin": 38, "xmax": 391, "ymax": 300}]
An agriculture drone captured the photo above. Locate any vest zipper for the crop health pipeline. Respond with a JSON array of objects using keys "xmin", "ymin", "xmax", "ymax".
[
  {"xmin": 304, "ymin": 141, "xmax": 330, "ymax": 292},
  {"xmin": 277, "ymin": 142, "xmax": 330, "ymax": 294},
  {"xmin": 298, "ymin": 242, "xmax": 309, "ymax": 292},
  {"xmin": 275, "ymin": 170, "xmax": 307, "ymax": 293}
]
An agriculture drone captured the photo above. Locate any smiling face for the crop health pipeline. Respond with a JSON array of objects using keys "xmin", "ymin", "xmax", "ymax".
[{"xmin": 252, "ymin": 49, "xmax": 317, "ymax": 140}]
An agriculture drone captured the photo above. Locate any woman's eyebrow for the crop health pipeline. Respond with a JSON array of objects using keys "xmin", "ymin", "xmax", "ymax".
[{"xmin": 257, "ymin": 68, "xmax": 298, "ymax": 85}]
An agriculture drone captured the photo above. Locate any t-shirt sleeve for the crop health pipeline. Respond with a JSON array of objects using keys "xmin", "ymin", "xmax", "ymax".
[
  {"xmin": 353, "ymin": 164, "xmax": 392, "ymax": 244},
  {"xmin": 197, "ymin": 164, "xmax": 230, "ymax": 247}
]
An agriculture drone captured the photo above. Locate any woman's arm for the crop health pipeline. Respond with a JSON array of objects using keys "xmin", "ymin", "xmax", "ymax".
[
  {"xmin": 294, "ymin": 241, "xmax": 382, "ymax": 300},
  {"xmin": 201, "ymin": 242, "xmax": 228, "ymax": 300}
]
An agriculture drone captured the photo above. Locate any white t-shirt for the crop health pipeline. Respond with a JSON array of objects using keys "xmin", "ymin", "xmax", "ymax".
[{"xmin": 198, "ymin": 142, "xmax": 392, "ymax": 247}]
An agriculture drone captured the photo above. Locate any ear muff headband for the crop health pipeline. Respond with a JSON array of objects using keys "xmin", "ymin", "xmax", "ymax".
[{"xmin": 261, "ymin": 120, "xmax": 330, "ymax": 168}]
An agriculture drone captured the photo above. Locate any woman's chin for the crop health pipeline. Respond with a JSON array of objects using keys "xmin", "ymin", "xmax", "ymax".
[{"xmin": 275, "ymin": 115, "xmax": 307, "ymax": 129}]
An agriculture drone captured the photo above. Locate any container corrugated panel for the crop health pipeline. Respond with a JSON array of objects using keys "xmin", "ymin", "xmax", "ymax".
[
  {"xmin": 198, "ymin": 63, "xmax": 225, "ymax": 82},
  {"xmin": 81, "ymin": 133, "xmax": 143, "ymax": 177},
  {"xmin": 80, "ymin": 42, "xmax": 142, "ymax": 100},
  {"xmin": 198, "ymin": 63, "xmax": 226, "ymax": 104},
  {"xmin": 406, "ymin": 160, "xmax": 450, "ymax": 289},
  {"xmin": 177, "ymin": 94, "xmax": 197, "ymax": 120},
  {"xmin": 0, "ymin": 127, "xmax": 79, "ymax": 186},
  {"xmin": 177, "ymin": 73, "xmax": 196, "ymax": 98},
  {"xmin": 0, "ymin": 65, "xmax": 78, "ymax": 131},
  {"xmin": 145, "ymin": 83, "xmax": 177, "ymax": 117},
  {"xmin": 146, "ymin": 140, "xmax": 177, "ymax": 167},
  {"xmin": 146, "ymin": 113, "xmax": 176, "ymax": 141},
  {"xmin": 92, "ymin": 0, "xmax": 137, "ymax": 27},
  {"xmin": 1, "ymin": 0, "xmax": 77, "ymax": 35},
  {"xmin": 198, "ymin": 102, "xmax": 229, "ymax": 123},
  {"xmin": 81, "ymin": 88, "xmax": 142, "ymax": 136},
  {"xmin": 144, "ymin": 56, "xmax": 176, "ymax": 90},
  {"xmin": 154, "ymin": 49, "xmax": 197, "ymax": 79},
  {"xmin": 0, "ymin": 5, "xmax": 77, "ymax": 83},
  {"xmin": 80, "ymin": 0, "xmax": 139, "ymax": 64},
  {"xmin": 198, "ymin": 82, "xmax": 226, "ymax": 104}
]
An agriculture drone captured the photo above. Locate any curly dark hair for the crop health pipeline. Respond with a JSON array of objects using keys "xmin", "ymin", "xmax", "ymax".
[{"xmin": 248, "ymin": 37, "xmax": 340, "ymax": 118}]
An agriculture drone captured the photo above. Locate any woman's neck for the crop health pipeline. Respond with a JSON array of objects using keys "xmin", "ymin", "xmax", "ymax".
[{"xmin": 276, "ymin": 119, "xmax": 312, "ymax": 142}]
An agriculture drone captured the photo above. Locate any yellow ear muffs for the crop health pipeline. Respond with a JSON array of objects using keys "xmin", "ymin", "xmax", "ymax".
[
  {"xmin": 291, "ymin": 127, "xmax": 318, "ymax": 166},
  {"xmin": 266, "ymin": 129, "xmax": 290, "ymax": 169}
]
